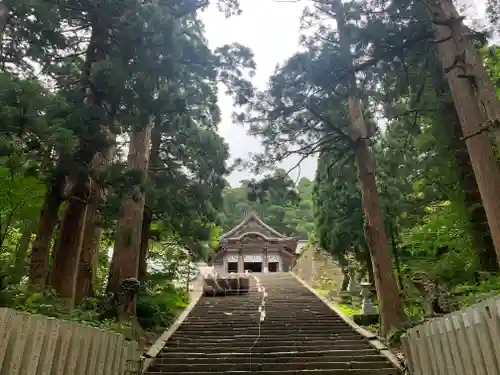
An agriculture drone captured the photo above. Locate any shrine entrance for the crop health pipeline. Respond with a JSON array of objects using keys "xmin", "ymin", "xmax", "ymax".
[
  {"xmin": 227, "ymin": 262, "xmax": 238, "ymax": 273},
  {"xmin": 268, "ymin": 262, "xmax": 279, "ymax": 272},
  {"xmin": 210, "ymin": 212, "xmax": 298, "ymax": 274},
  {"xmin": 244, "ymin": 262, "xmax": 262, "ymax": 273}
]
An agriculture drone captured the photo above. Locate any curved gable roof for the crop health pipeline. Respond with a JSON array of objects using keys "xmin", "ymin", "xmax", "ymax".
[{"xmin": 221, "ymin": 211, "xmax": 286, "ymax": 239}]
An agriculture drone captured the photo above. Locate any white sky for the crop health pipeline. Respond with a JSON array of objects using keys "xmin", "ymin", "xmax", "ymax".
[
  {"xmin": 200, "ymin": 0, "xmax": 488, "ymax": 187},
  {"xmin": 201, "ymin": 0, "xmax": 317, "ymax": 187}
]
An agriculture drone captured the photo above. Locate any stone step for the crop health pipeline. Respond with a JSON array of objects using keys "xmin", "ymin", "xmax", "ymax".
[
  {"xmin": 161, "ymin": 343, "xmax": 373, "ymax": 353},
  {"xmin": 144, "ymin": 274, "xmax": 400, "ymax": 375},
  {"xmin": 157, "ymin": 348, "xmax": 383, "ymax": 359},
  {"xmin": 186, "ymin": 312, "xmax": 343, "ymax": 316},
  {"xmin": 148, "ymin": 360, "xmax": 395, "ymax": 372},
  {"xmin": 181, "ymin": 319, "xmax": 348, "ymax": 322},
  {"xmin": 167, "ymin": 338, "xmax": 367, "ymax": 346},
  {"xmin": 154, "ymin": 353, "xmax": 388, "ymax": 364},
  {"xmin": 169, "ymin": 334, "xmax": 365, "ymax": 342},
  {"xmin": 146, "ymin": 369, "xmax": 399, "ymax": 375},
  {"xmin": 184, "ymin": 318, "xmax": 349, "ymax": 322},
  {"xmin": 188, "ymin": 313, "xmax": 342, "ymax": 318},
  {"xmin": 178, "ymin": 323, "xmax": 353, "ymax": 329},
  {"xmin": 173, "ymin": 328, "xmax": 360, "ymax": 335}
]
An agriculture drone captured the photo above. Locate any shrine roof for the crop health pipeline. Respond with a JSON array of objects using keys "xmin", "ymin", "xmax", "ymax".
[
  {"xmin": 220, "ymin": 211, "xmax": 293, "ymax": 240},
  {"xmin": 226, "ymin": 231, "xmax": 297, "ymax": 242}
]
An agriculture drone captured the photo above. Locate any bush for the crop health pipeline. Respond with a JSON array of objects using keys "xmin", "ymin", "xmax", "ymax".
[
  {"xmin": 0, "ymin": 280, "xmax": 189, "ymax": 337},
  {"xmin": 136, "ymin": 283, "xmax": 188, "ymax": 329},
  {"xmin": 0, "ymin": 284, "xmax": 103, "ymax": 326}
]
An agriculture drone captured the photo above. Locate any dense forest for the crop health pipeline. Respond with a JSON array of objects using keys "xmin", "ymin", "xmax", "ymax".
[
  {"xmin": 0, "ymin": 0, "xmax": 254, "ymax": 338},
  {"xmin": 2, "ymin": 0, "xmax": 500, "ymax": 350},
  {"xmin": 233, "ymin": 0, "xmax": 500, "ymax": 337}
]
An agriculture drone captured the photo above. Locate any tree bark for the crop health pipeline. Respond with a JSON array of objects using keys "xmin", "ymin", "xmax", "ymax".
[
  {"xmin": 74, "ymin": 202, "xmax": 102, "ymax": 304},
  {"xmin": 50, "ymin": 21, "xmax": 110, "ymax": 306},
  {"xmin": 138, "ymin": 207, "xmax": 152, "ymax": 283},
  {"xmin": 137, "ymin": 119, "xmax": 161, "ymax": 283},
  {"xmin": 75, "ymin": 146, "xmax": 114, "ymax": 304},
  {"xmin": 361, "ymin": 243, "xmax": 376, "ymax": 287},
  {"xmin": 443, "ymin": 100, "xmax": 499, "ymax": 272},
  {"xmin": 29, "ymin": 178, "xmax": 64, "ymax": 287},
  {"xmin": 340, "ymin": 268, "xmax": 350, "ymax": 292},
  {"xmin": 0, "ymin": 3, "xmax": 10, "ymax": 43},
  {"xmin": 430, "ymin": 0, "xmax": 500, "ymax": 268},
  {"xmin": 50, "ymin": 181, "xmax": 89, "ymax": 306},
  {"xmin": 334, "ymin": 0, "xmax": 404, "ymax": 335},
  {"xmin": 12, "ymin": 223, "xmax": 34, "ymax": 284},
  {"xmin": 387, "ymin": 216, "xmax": 404, "ymax": 293},
  {"xmin": 108, "ymin": 123, "xmax": 152, "ymax": 318},
  {"xmin": 353, "ymin": 139, "xmax": 405, "ymax": 334},
  {"xmin": 429, "ymin": 0, "xmax": 500, "ymax": 147}
]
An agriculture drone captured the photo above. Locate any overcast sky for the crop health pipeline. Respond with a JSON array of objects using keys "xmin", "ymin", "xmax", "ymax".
[{"xmin": 200, "ymin": 0, "xmax": 487, "ymax": 187}]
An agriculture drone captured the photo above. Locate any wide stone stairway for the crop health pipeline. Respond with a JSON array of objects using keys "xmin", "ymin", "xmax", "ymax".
[{"xmin": 145, "ymin": 273, "xmax": 401, "ymax": 374}]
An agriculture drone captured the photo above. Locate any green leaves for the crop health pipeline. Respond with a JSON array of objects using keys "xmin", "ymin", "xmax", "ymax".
[
  {"xmin": 219, "ymin": 173, "xmax": 314, "ymax": 241},
  {"xmin": 313, "ymin": 151, "xmax": 365, "ymax": 266}
]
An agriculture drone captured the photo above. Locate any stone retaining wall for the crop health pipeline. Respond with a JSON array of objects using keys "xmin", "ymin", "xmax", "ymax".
[{"xmin": 292, "ymin": 244, "xmax": 343, "ymax": 294}]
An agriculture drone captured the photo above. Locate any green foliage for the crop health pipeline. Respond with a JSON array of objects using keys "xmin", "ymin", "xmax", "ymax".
[
  {"xmin": 231, "ymin": 0, "xmax": 500, "ymax": 331},
  {"xmin": 0, "ymin": 280, "xmax": 188, "ymax": 336},
  {"xmin": 136, "ymin": 284, "xmax": 188, "ymax": 329},
  {"xmin": 0, "ymin": 285, "xmax": 101, "ymax": 325},
  {"xmin": 336, "ymin": 302, "xmax": 362, "ymax": 317},
  {"xmin": 313, "ymin": 151, "xmax": 366, "ymax": 266},
  {"xmin": 400, "ymin": 202, "xmax": 479, "ymax": 284},
  {"xmin": 220, "ymin": 171, "xmax": 314, "ymax": 239}
]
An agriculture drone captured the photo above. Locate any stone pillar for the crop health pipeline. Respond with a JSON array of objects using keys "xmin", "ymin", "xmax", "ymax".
[
  {"xmin": 238, "ymin": 243, "xmax": 244, "ymax": 273},
  {"xmin": 263, "ymin": 245, "xmax": 268, "ymax": 273},
  {"xmin": 223, "ymin": 256, "xmax": 227, "ymax": 273}
]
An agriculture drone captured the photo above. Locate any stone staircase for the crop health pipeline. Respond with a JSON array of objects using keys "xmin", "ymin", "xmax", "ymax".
[{"xmin": 145, "ymin": 273, "xmax": 400, "ymax": 374}]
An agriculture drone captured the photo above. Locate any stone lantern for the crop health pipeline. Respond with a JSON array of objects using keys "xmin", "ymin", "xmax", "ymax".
[
  {"xmin": 353, "ymin": 281, "xmax": 379, "ymax": 326},
  {"xmin": 360, "ymin": 282, "xmax": 377, "ymax": 315},
  {"xmin": 346, "ymin": 265, "xmax": 360, "ymax": 294}
]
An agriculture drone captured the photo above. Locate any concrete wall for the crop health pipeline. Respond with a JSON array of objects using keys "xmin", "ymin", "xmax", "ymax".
[
  {"xmin": 0, "ymin": 308, "xmax": 141, "ymax": 375},
  {"xmin": 292, "ymin": 245, "xmax": 343, "ymax": 294}
]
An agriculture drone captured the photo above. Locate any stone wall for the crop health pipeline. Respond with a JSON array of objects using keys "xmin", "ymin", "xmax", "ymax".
[{"xmin": 292, "ymin": 245, "xmax": 343, "ymax": 294}]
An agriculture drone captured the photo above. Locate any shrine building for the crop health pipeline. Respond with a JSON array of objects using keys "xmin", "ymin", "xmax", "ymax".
[{"xmin": 210, "ymin": 212, "xmax": 298, "ymax": 273}]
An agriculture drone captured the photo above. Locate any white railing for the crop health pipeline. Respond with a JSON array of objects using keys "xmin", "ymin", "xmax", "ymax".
[
  {"xmin": 0, "ymin": 308, "xmax": 141, "ymax": 375},
  {"xmin": 402, "ymin": 295, "xmax": 500, "ymax": 375}
]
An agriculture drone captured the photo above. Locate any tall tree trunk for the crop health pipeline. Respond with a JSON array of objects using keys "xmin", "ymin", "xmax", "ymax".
[
  {"xmin": 12, "ymin": 223, "xmax": 34, "ymax": 284},
  {"xmin": 107, "ymin": 123, "xmax": 152, "ymax": 318},
  {"xmin": 386, "ymin": 215, "xmax": 404, "ymax": 293},
  {"xmin": 353, "ymin": 139, "xmax": 405, "ymax": 334},
  {"xmin": 74, "ymin": 203, "xmax": 102, "ymax": 304},
  {"xmin": 29, "ymin": 176, "xmax": 64, "ymax": 287},
  {"xmin": 0, "ymin": 3, "xmax": 10, "ymax": 42},
  {"xmin": 137, "ymin": 119, "xmax": 161, "ymax": 283},
  {"xmin": 361, "ymin": 243, "xmax": 376, "ymax": 287},
  {"xmin": 443, "ymin": 100, "xmax": 499, "ymax": 272},
  {"xmin": 138, "ymin": 207, "xmax": 152, "ymax": 283},
  {"xmin": 430, "ymin": 0, "xmax": 500, "ymax": 267},
  {"xmin": 50, "ymin": 22, "xmax": 109, "ymax": 306},
  {"xmin": 429, "ymin": 0, "xmax": 500, "ymax": 147},
  {"xmin": 75, "ymin": 146, "xmax": 114, "ymax": 304},
  {"xmin": 334, "ymin": 0, "xmax": 404, "ymax": 336},
  {"xmin": 340, "ymin": 267, "xmax": 350, "ymax": 292},
  {"xmin": 50, "ymin": 181, "xmax": 89, "ymax": 305}
]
